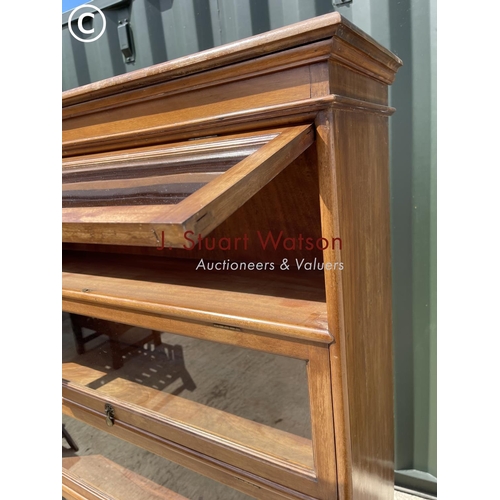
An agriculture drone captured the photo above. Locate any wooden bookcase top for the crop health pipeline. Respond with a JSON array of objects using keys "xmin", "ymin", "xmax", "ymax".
[{"xmin": 62, "ymin": 12, "xmax": 402, "ymax": 107}]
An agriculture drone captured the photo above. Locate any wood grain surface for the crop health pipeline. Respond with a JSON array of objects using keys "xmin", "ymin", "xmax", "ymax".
[
  {"xmin": 64, "ymin": 400, "xmax": 320, "ymax": 500},
  {"xmin": 62, "ymin": 13, "xmax": 401, "ymax": 107},
  {"xmin": 63, "ymin": 67, "xmax": 311, "ymax": 145},
  {"xmin": 62, "ymin": 95, "xmax": 393, "ymax": 157},
  {"xmin": 329, "ymin": 109, "xmax": 395, "ymax": 500},
  {"xmin": 62, "ymin": 250, "xmax": 330, "ymax": 346},
  {"xmin": 63, "ymin": 455, "xmax": 189, "ymax": 500},
  {"xmin": 63, "ymin": 383, "xmax": 320, "ymax": 497}
]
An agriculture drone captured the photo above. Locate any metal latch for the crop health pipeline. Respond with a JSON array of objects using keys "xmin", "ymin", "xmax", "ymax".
[
  {"xmin": 118, "ymin": 18, "xmax": 134, "ymax": 63},
  {"xmin": 105, "ymin": 403, "xmax": 115, "ymax": 427}
]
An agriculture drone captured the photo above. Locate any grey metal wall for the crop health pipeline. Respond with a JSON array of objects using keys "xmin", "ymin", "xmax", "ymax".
[
  {"xmin": 62, "ymin": 0, "xmax": 437, "ymax": 495},
  {"xmin": 62, "ymin": 0, "xmax": 336, "ymax": 90}
]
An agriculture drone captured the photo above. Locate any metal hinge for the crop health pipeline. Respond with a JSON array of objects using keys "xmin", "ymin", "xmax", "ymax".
[{"xmin": 105, "ymin": 403, "xmax": 115, "ymax": 427}]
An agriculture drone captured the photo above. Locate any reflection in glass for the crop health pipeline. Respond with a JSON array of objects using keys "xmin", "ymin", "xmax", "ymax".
[{"xmin": 62, "ymin": 313, "xmax": 312, "ymax": 464}]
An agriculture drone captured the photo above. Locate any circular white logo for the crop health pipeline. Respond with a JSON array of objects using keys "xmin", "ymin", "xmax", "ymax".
[{"xmin": 68, "ymin": 5, "xmax": 107, "ymax": 43}]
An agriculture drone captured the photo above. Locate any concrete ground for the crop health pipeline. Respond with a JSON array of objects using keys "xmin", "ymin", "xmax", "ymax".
[{"xmin": 62, "ymin": 313, "xmax": 427, "ymax": 500}]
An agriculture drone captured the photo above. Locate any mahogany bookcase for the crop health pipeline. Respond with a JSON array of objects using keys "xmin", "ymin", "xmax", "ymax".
[{"xmin": 62, "ymin": 12, "xmax": 402, "ymax": 500}]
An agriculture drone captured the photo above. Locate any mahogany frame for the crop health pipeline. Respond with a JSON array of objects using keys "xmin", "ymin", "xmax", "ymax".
[
  {"xmin": 63, "ymin": 126, "xmax": 314, "ymax": 247},
  {"xmin": 62, "ymin": 11, "xmax": 402, "ymax": 500}
]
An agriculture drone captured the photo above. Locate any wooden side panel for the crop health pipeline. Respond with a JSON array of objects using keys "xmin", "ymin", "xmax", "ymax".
[
  {"xmin": 310, "ymin": 59, "xmax": 388, "ymax": 106},
  {"xmin": 329, "ymin": 63, "xmax": 388, "ymax": 106},
  {"xmin": 315, "ymin": 111, "xmax": 352, "ymax": 500},
  {"xmin": 329, "ymin": 109, "xmax": 394, "ymax": 500}
]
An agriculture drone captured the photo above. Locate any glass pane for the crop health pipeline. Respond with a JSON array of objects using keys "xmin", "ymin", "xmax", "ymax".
[
  {"xmin": 62, "ymin": 133, "xmax": 275, "ymax": 208},
  {"xmin": 62, "ymin": 313, "xmax": 312, "ymax": 467}
]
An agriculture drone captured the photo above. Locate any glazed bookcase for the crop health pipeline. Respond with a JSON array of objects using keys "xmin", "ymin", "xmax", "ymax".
[{"xmin": 62, "ymin": 12, "xmax": 402, "ymax": 500}]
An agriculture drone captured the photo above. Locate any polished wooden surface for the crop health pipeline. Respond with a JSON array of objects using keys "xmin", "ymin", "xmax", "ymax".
[
  {"xmin": 329, "ymin": 110, "xmax": 394, "ymax": 500},
  {"xmin": 62, "ymin": 11, "xmax": 402, "ymax": 500},
  {"xmin": 62, "ymin": 13, "xmax": 400, "ymax": 107},
  {"xmin": 311, "ymin": 50, "xmax": 396, "ymax": 500},
  {"xmin": 62, "ymin": 131, "xmax": 272, "ymax": 207},
  {"xmin": 63, "ymin": 66, "xmax": 311, "ymax": 145},
  {"xmin": 63, "ymin": 94, "xmax": 393, "ymax": 157},
  {"xmin": 63, "ymin": 389, "xmax": 319, "ymax": 497},
  {"xmin": 62, "ymin": 14, "xmax": 401, "ymax": 157},
  {"xmin": 63, "ymin": 39, "xmax": 332, "ymax": 119},
  {"xmin": 62, "ymin": 251, "xmax": 330, "ymax": 346},
  {"xmin": 315, "ymin": 110, "xmax": 353, "ymax": 500},
  {"xmin": 63, "ymin": 455, "xmax": 189, "ymax": 500},
  {"xmin": 64, "ymin": 401, "xmax": 320, "ymax": 500}
]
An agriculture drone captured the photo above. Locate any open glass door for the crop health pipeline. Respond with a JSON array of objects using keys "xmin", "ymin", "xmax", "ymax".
[{"xmin": 63, "ymin": 125, "xmax": 314, "ymax": 247}]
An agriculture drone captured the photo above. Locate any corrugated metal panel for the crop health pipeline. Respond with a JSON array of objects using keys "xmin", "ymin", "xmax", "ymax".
[
  {"xmin": 62, "ymin": 0, "xmax": 336, "ymax": 90},
  {"xmin": 62, "ymin": 0, "xmax": 437, "ymax": 495}
]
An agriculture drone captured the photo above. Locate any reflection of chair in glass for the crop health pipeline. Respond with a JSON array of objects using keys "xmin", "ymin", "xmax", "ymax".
[
  {"xmin": 161, "ymin": 343, "xmax": 197, "ymax": 395},
  {"xmin": 80, "ymin": 340, "xmax": 198, "ymax": 398},
  {"xmin": 69, "ymin": 314, "xmax": 162, "ymax": 369},
  {"xmin": 79, "ymin": 343, "xmax": 196, "ymax": 400},
  {"xmin": 62, "ymin": 424, "xmax": 78, "ymax": 452}
]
